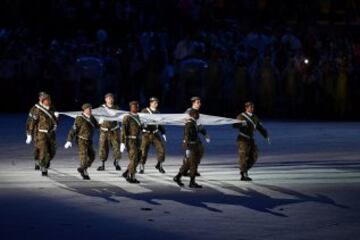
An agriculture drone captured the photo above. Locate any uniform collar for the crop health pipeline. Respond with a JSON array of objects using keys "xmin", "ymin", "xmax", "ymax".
[
  {"xmin": 83, "ymin": 113, "xmax": 91, "ymax": 118},
  {"xmin": 245, "ymin": 111, "xmax": 253, "ymax": 117}
]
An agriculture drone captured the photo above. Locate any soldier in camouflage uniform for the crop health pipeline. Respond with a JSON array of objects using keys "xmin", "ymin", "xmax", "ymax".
[
  {"xmin": 184, "ymin": 96, "xmax": 210, "ymax": 176},
  {"xmin": 120, "ymin": 101, "xmax": 142, "ymax": 184},
  {"xmin": 65, "ymin": 103, "xmax": 99, "ymax": 180},
  {"xmin": 233, "ymin": 102, "xmax": 270, "ymax": 181},
  {"xmin": 26, "ymin": 91, "xmax": 48, "ymax": 170},
  {"xmin": 97, "ymin": 93, "xmax": 122, "ymax": 171},
  {"xmin": 139, "ymin": 97, "xmax": 167, "ymax": 174},
  {"xmin": 173, "ymin": 109, "xmax": 203, "ymax": 188},
  {"xmin": 26, "ymin": 93, "xmax": 58, "ymax": 176}
]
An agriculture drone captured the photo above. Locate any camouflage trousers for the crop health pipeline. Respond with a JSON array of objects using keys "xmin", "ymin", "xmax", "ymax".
[
  {"xmin": 179, "ymin": 142, "xmax": 204, "ymax": 178},
  {"xmin": 140, "ymin": 133, "xmax": 165, "ymax": 164},
  {"xmin": 77, "ymin": 138, "xmax": 95, "ymax": 169},
  {"xmin": 126, "ymin": 139, "xmax": 142, "ymax": 175},
  {"xmin": 99, "ymin": 130, "xmax": 121, "ymax": 162},
  {"xmin": 35, "ymin": 132, "xmax": 56, "ymax": 168},
  {"xmin": 238, "ymin": 139, "xmax": 258, "ymax": 172}
]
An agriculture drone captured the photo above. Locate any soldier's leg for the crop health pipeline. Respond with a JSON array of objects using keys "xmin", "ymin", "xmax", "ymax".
[
  {"xmin": 109, "ymin": 131, "xmax": 121, "ymax": 170},
  {"xmin": 126, "ymin": 140, "xmax": 140, "ymax": 183},
  {"xmin": 78, "ymin": 140, "xmax": 90, "ymax": 180},
  {"xmin": 98, "ymin": 132, "xmax": 109, "ymax": 170},
  {"xmin": 153, "ymin": 135, "xmax": 166, "ymax": 173},
  {"xmin": 47, "ymin": 133, "xmax": 57, "ymax": 168},
  {"xmin": 247, "ymin": 142, "xmax": 259, "ymax": 170},
  {"xmin": 189, "ymin": 145, "xmax": 202, "ymax": 188},
  {"xmin": 37, "ymin": 134, "xmax": 50, "ymax": 176},
  {"xmin": 140, "ymin": 134, "xmax": 151, "ymax": 165},
  {"xmin": 33, "ymin": 143, "xmax": 40, "ymax": 170},
  {"xmin": 239, "ymin": 141, "xmax": 252, "ymax": 181}
]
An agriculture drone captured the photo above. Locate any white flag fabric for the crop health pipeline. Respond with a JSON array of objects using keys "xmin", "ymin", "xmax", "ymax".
[{"xmin": 59, "ymin": 107, "xmax": 241, "ymax": 126}]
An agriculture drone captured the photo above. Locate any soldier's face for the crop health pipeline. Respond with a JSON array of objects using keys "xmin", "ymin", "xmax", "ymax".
[
  {"xmin": 192, "ymin": 100, "xmax": 201, "ymax": 109},
  {"xmin": 105, "ymin": 96, "xmax": 114, "ymax": 106},
  {"xmin": 130, "ymin": 104, "xmax": 139, "ymax": 113},
  {"xmin": 84, "ymin": 108, "xmax": 92, "ymax": 115},
  {"xmin": 150, "ymin": 101, "xmax": 158, "ymax": 109},
  {"xmin": 246, "ymin": 105, "xmax": 254, "ymax": 113},
  {"xmin": 43, "ymin": 98, "xmax": 51, "ymax": 107}
]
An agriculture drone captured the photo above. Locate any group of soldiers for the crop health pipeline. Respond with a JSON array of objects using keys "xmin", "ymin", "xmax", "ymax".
[{"xmin": 26, "ymin": 92, "xmax": 269, "ymax": 188}]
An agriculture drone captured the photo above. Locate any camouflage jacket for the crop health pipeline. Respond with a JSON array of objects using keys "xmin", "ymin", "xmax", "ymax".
[
  {"xmin": 233, "ymin": 112, "xmax": 268, "ymax": 141},
  {"xmin": 26, "ymin": 103, "xmax": 58, "ymax": 136},
  {"xmin": 183, "ymin": 118, "xmax": 202, "ymax": 149},
  {"xmin": 67, "ymin": 114, "xmax": 99, "ymax": 142},
  {"xmin": 99, "ymin": 104, "xmax": 120, "ymax": 131},
  {"xmin": 185, "ymin": 107, "xmax": 208, "ymax": 138},
  {"xmin": 121, "ymin": 113, "xmax": 142, "ymax": 143},
  {"xmin": 141, "ymin": 107, "xmax": 165, "ymax": 134}
]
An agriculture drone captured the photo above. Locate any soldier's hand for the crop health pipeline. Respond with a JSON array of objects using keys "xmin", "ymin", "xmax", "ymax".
[
  {"xmin": 120, "ymin": 143, "xmax": 126, "ymax": 153},
  {"xmin": 162, "ymin": 134, "xmax": 167, "ymax": 142},
  {"xmin": 98, "ymin": 118, "xmax": 104, "ymax": 124},
  {"xmin": 25, "ymin": 135, "xmax": 32, "ymax": 144},
  {"xmin": 205, "ymin": 136, "xmax": 211, "ymax": 143},
  {"xmin": 267, "ymin": 137, "xmax": 271, "ymax": 145},
  {"xmin": 64, "ymin": 141, "xmax": 72, "ymax": 149},
  {"xmin": 54, "ymin": 111, "xmax": 60, "ymax": 118},
  {"xmin": 185, "ymin": 149, "xmax": 191, "ymax": 158}
]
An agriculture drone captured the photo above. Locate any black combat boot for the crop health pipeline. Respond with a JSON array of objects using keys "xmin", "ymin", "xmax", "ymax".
[
  {"xmin": 78, "ymin": 167, "xmax": 87, "ymax": 180},
  {"xmin": 122, "ymin": 169, "xmax": 129, "ymax": 179},
  {"xmin": 240, "ymin": 171, "xmax": 252, "ymax": 181},
  {"xmin": 127, "ymin": 174, "xmax": 140, "ymax": 184},
  {"xmin": 83, "ymin": 168, "xmax": 91, "ymax": 180},
  {"xmin": 155, "ymin": 162, "xmax": 166, "ymax": 174},
  {"xmin": 35, "ymin": 162, "xmax": 40, "ymax": 170},
  {"xmin": 173, "ymin": 174, "xmax": 184, "ymax": 187},
  {"xmin": 139, "ymin": 164, "xmax": 145, "ymax": 174},
  {"xmin": 41, "ymin": 167, "xmax": 48, "ymax": 176},
  {"xmin": 113, "ymin": 160, "xmax": 121, "ymax": 171},
  {"xmin": 189, "ymin": 177, "xmax": 202, "ymax": 188},
  {"xmin": 97, "ymin": 161, "xmax": 105, "ymax": 171}
]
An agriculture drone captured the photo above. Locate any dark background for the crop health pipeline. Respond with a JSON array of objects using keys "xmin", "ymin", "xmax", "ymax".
[{"xmin": 0, "ymin": 0, "xmax": 359, "ymax": 119}]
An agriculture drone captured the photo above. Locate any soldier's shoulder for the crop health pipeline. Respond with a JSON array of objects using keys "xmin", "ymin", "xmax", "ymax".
[
  {"xmin": 141, "ymin": 108, "xmax": 148, "ymax": 113},
  {"xmin": 237, "ymin": 113, "xmax": 246, "ymax": 120}
]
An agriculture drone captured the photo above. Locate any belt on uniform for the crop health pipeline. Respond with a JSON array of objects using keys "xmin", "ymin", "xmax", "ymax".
[
  {"xmin": 78, "ymin": 136, "xmax": 89, "ymax": 141},
  {"xmin": 101, "ymin": 126, "xmax": 119, "ymax": 132},
  {"xmin": 126, "ymin": 135, "xmax": 139, "ymax": 139},
  {"xmin": 183, "ymin": 140, "xmax": 199, "ymax": 144},
  {"xmin": 38, "ymin": 127, "xmax": 56, "ymax": 133},
  {"xmin": 142, "ymin": 129, "xmax": 159, "ymax": 134}
]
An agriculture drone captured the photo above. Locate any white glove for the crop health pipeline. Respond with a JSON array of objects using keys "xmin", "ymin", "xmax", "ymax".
[
  {"xmin": 26, "ymin": 135, "xmax": 32, "ymax": 144},
  {"xmin": 185, "ymin": 149, "xmax": 191, "ymax": 158},
  {"xmin": 120, "ymin": 143, "xmax": 126, "ymax": 153},
  {"xmin": 205, "ymin": 136, "xmax": 211, "ymax": 143},
  {"xmin": 64, "ymin": 141, "xmax": 72, "ymax": 149},
  {"xmin": 98, "ymin": 118, "xmax": 104, "ymax": 124},
  {"xmin": 54, "ymin": 112, "xmax": 59, "ymax": 118},
  {"xmin": 162, "ymin": 134, "xmax": 167, "ymax": 142},
  {"xmin": 267, "ymin": 137, "xmax": 271, "ymax": 145}
]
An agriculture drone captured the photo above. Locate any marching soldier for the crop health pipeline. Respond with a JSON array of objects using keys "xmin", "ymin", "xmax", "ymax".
[
  {"xmin": 97, "ymin": 93, "xmax": 122, "ymax": 171},
  {"xmin": 184, "ymin": 96, "xmax": 210, "ymax": 176},
  {"xmin": 26, "ymin": 93, "xmax": 58, "ymax": 176},
  {"xmin": 173, "ymin": 109, "xmax": 203, "ymax": 188},
  {"xmin": 120, "ymin": 101, "xmax": 142, "ymax": 183},
  {"xmin": 139, "ymin": 97, "xmax": 167, "ymax": 174},
  {"xmin": 64, "ymin": 103, "xmax": 99, "ymax": 180},
  {"xmin": 233, "ymin": 101, "xmax": 270, "ymax": 181}
]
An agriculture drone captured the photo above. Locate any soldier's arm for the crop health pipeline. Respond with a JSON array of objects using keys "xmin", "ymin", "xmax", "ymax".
[
  {"xmin": 183, "ymin": 122, "xmax": 191, "ymax": 149},
  {"xmin": 120, "ymin": 116, "xmax": 128, "ymax": 144},
  {"xmin": 26, "ymin": 107, "xmax": 39, "ymax": 135},
  {"xmin": 232, "ymin": 114, "xmax": 243, "ymax": 129},
  {"xmin": 198, "ymin": 124, "xmax": 209, "ymax": 138},
  {"xmin": 67, "ymin": 117, "xmax": 81, "ymax": 142},
  {"xmin": 256, "ymin": 117, "xmax": 268, "ymax": 139},
  {"xmin": 159, "ymin": 125, "xmax": 166, "ymax": 135}
]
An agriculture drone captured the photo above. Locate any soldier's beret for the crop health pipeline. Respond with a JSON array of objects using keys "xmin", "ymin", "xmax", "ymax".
[
  {"xmin": 82, "ymin": 103, "xmax": 92, "ymax": 110},
  {"xmin": 104, "ymin": 93, "xmax": 114, "ymax": 99},
  {"xmin": 39, "ymin": 91, "xmax": 49, "ymax": 100},
  {"xmin": 190, "ymin": 96, "xmax": 201, "ymax": 102},
  {"xmin": 244, "ymin": 101, "xmax": 254, "ymax": 108},
  {"xmin": 149, "ymin": 97, "xmax": 159, "ymax": 102},
  {"xmin": 129, "ymin": 101, "xmax": 139, "ymax": 106}
]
